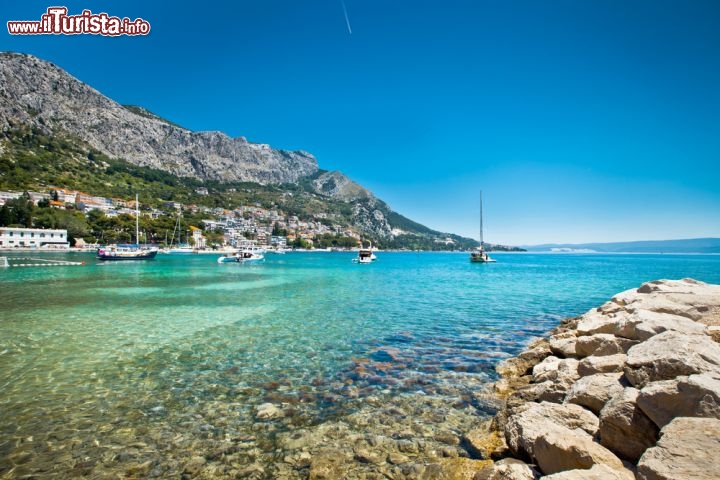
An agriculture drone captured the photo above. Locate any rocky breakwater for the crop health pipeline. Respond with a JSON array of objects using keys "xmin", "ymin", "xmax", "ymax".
[{"xmin": 475, "ymin": 278, "xmax": 720, "ymax": 480}]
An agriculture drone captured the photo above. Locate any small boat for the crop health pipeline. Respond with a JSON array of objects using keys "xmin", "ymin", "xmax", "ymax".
[
  {"xmin": 98, "ymin": 194, "xmax": 158, "ymax": 261},
  {"xmin": 217, "ymin": 250, "xmax": 265, "ymax": 263},
  {"xmin": 353, "ymin": 243, "xmax": 377, "ymax": 264},
  {"xmin": 217, "ymin": 241, "xmax": 265, "ymax": 264},
  {"xmin": 163, "ymin": 212, "xmax": 195, "ymax": 254},
  {"xmin": 470, "ymin": 247, "xmax": 495, "ymax": 263},
  {"xmin": 470, "ymin": 191, "xmax": 495, "ymax": 263},
  {"xmin": 97, "ymin": 244, "xmax": 159, "ymax": 261}
]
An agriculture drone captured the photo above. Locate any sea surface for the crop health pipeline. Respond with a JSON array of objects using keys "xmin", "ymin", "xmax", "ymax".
[{"xmin": 1, "ymin": 251, "xmax": 719, "ymax": 478}]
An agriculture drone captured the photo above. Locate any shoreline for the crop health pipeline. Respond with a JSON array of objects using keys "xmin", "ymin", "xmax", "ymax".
[{"xmin": 469, "ymin": 278, "xmax": 720, "ymax": 479}]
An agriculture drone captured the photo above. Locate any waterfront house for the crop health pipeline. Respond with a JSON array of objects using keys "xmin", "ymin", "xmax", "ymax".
[{"xmin": 0, "ymin": 227, "xmax": 70, "ymax": 250}]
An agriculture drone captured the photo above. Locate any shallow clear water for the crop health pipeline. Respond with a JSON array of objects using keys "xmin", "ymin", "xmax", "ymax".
[{"xmin": 1, "ymin": 251, "xmax": 719, "ymax": 477}]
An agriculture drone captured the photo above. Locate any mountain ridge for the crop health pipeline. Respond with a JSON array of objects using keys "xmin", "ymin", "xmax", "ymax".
[
  {"xmin": 0, "ymin": 52, "xmax": 318, "ymax": 185},
  {"xmin": 0, "ymin": 51, "xmax": 491, "ymax": 249}
]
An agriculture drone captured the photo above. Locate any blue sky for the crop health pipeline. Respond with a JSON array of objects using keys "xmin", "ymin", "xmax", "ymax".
[{"xmin": 3, "ymin": 1, "xmax": 720, "ymax": 245}]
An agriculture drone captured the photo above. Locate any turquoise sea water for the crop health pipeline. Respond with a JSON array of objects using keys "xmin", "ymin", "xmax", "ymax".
[{"xmin": 1, "ymin": 251, "xmax": 719, "ymax": 477}]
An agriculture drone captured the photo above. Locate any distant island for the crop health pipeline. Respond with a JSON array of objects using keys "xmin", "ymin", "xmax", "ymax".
[{"xmin": 523, "ymin": 238, "xmax": 720, "ymax": 254}]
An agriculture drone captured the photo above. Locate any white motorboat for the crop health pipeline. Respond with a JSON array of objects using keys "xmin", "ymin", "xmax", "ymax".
[
  {"xmin": 217, "ymin": 241, "xmax": 265, "ymax": 264},
  {"xmin": 353, "ymin": 243, "xmax": 377, "ymax": 264}
]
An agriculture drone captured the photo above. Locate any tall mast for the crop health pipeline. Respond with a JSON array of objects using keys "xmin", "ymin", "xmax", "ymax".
[
  {"xmin": 479, "ymin": 191, "xmax": 484, "ymax": 247},
  {"xmin": 135, "ymin": 193, "xmax": 140, "ymax": 245}
]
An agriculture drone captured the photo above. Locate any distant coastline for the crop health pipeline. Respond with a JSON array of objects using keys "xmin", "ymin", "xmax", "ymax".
[{"xmin": 522, "ymin": 237, "xmax": 720, "ymax": 255}]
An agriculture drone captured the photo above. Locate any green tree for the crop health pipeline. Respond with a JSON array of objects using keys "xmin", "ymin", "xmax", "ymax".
[
  {"xmin": 3, "ymin": 194, "xmax": 34, "ymax": 227},
  {"xmin": 0, "ymin": 204, "xmax": 12, "ymax": 226}
]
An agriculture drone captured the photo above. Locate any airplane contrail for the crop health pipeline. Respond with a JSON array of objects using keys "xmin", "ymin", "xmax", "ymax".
[{"xmin": 341, "ymin": 0, "xmax": 352, "ymax": 35}]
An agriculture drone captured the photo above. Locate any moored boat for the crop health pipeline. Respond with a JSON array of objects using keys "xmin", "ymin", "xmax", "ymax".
[
  {"xmin": 470, "ymin": 191, "xmax": 495, "ymax": 263},
  {"xmin": 353, "ymin": 242, "xmax": 377, "ymax": 264},
  {"xmin": 97, "ymin": 244, "xmax": 159, "ymax": 261},
  {"xmin": 217, "ymin": 241, "xmax": 265, "ymax": 264},
  {"xmin": 97, "ymin": 194, "xmax": 158, "ymax": 261}
]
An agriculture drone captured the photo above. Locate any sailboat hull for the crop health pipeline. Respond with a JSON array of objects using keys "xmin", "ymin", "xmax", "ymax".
[
  {"xmin": 97, "ymin": 247, "xmax": 158, "ymax": 261},
  {"xmin": 470, "ymin": 252, "xmax": 496, "ymax": 263}
]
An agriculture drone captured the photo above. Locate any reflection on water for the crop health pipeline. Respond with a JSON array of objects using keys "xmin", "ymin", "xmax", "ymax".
[{"xmin": 1, "ymin": 252, "xmax": 719, "ymax": 478}]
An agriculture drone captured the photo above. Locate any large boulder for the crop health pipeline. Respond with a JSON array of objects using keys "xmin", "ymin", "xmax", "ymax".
[
  {"xmin": 575, "ymin": 334, "xmax": 638, "ymax": 357},
  {"xmin": 532, "ymin": 356, "xmax": 580, "ymax": 384},
  {"xmin": 532, "ymin": 424, "xmax": 625, "ymax": 476},
  {"xmin": 576, "ymin": 309, "xmax": 622, "ymax": 336},
  {"xmin": 532, "ymin": 356, "xmax": 562, "ymax": 382},
  {"xmin": 615, "ymin": 279, "xmax": 720, "ymax": 325},
  {"xmin": 548, "ymin": 332, "xmax": 579, "ymax": 358},
  {"xmin": 565, "ymin": 372, "xmax": 627, "ymax": 415},
  {"xmin": 541, "ymin": 463, "xmax": 634, "ymax": 480},
  {"xmin": 578, "ymin": 354, "xmax": 627, "ymax": 376},
  {"xmin": 476, "ymin": 458, "xmax": 538, "ymax": 480},
  {"xmin": 509, "ymin": 379, "xmax": 571, "ymax": 405},
  {"xmin": 510, "ymin": 357, "xmax": 580, "ymax": 404},
  {"xmin": 637, "ymin": 417, "xmax": 720, "ymax": 480},
  {"xmin": 636, "ymin": 373, "xmax": 720, "ymax": 429},
  {"xmin": 598, "ymin": 387, "xmax": 659, "ymax": 462},
  {"xmin": 614, "ymin": 309, "xmax": 707, "ymax": 341},
  {"xmin": 505, "ymin": 402, "xmax": 599, "ymax": 458},
  {"xmin": 624, "ymin": 330, "xmax": 720, "ymax": 388}
]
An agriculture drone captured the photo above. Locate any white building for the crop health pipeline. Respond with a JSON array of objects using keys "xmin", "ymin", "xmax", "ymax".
[
  {"xmin": 0, "ymin": 227, "xmax": 69, "ymax": 250},
  {"xmin": 0, "ymin": 191, "xmax": 22, "ymax": 206}
]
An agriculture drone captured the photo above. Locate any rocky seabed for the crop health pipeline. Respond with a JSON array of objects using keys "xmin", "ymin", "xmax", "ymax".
[
  {"xmin": 473, "ymin": 278, "xmax": 720, "ymax": 480},
  {"xmin": 3, "ymin": 278, "xmax": 718, "ymax": 479}
]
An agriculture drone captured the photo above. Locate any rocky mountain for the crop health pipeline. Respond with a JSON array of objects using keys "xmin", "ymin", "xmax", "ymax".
[
  {"xmin": 311, "ymin": 171, "xmax": 373, "ymax": 202},
  {"xmin": 310, "ymin": 171, "xmax": 394, "ymax": 238},
  {"xmin": 0, "ymin": 52, "xmax": 317, "ymax": 184},
  {"xmin": 0, "ymin": 52, "xmax": 488, "ymax": 249}
]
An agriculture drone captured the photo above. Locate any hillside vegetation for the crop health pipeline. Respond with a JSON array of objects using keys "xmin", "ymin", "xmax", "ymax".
[{"xmin": 0, "ymin": 126, "xmax": 481, "ymax": 250}]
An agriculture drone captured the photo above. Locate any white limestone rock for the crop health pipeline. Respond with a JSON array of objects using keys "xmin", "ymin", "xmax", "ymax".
[
  {"xmin": 532, "ymin": 357, "xmax": 579, "ymax": 384},
  {"xmin": 532, "ymin": 424, "xmax": 625, "ymax": 476},
  {"xmin": 576, "ymin": 308, "xmax": 622, "ymax": 336},
  {"xmin": 617, "ymin": 279, "xmax": 720, "ymax": 325},
  {"xmin": 483, "ymin": 458, "xmax": 538, "ymax": 480},
  {"xmin": 541, "ymin": 464, "xmax": 634, "ymax": 480},
  {"xmin": 598, "ymin": 387, "xmax": 658, "ymax": 462},
  {"xmin": 575, "ymin": 334, "xmax": 639, "ymax": 357},
  {"xmin": 577, "ymin": 354, "xmax": 627, "ymax": 376},
  {"xmin": 637, "ymin": 417, "xmax": 720, "ymax": 480},
  {"xmin": 505, "ymin": 402, "xmax": 599, "ymax": 458},
  {"xmin": 565, "ymin": 372, "xmax": 627, "ymax": 415},
  {"xmin": 614, "ymin": 309, "xmax": 707, "ymax": 341},
  {"xmin": 624, "ymin": 330, "xmax": 720, "ymax": 388},
  {"xmin": 548, "ymin": 332, "xmax": 579, "ymax": 358},
  {"xmin": 636, "ymin": 373, "xmax": 720, "ymax": 429}
]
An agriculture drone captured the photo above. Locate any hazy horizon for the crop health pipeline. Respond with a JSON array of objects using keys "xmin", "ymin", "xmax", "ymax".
[{"xmin": 3, "ymin": 1, "xmax": 720, "ymax": 245}]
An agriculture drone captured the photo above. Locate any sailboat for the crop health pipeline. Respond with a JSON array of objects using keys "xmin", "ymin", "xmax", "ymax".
[
  {"xmin": 164, "ymin": 211, "xmax": 195, "ymax": 254},
  {"xmin": 97, "ymin": 194, "xmax": 159, "ymax": 261},
  {"xmin": 470, "ymin": 191, "xmax": 496, "ymax": 263}
]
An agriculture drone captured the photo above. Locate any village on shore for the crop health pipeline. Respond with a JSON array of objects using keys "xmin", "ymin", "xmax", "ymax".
[{"xmin": 0, "ymin": 187, "xmax": 378, "ymax": 252}]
